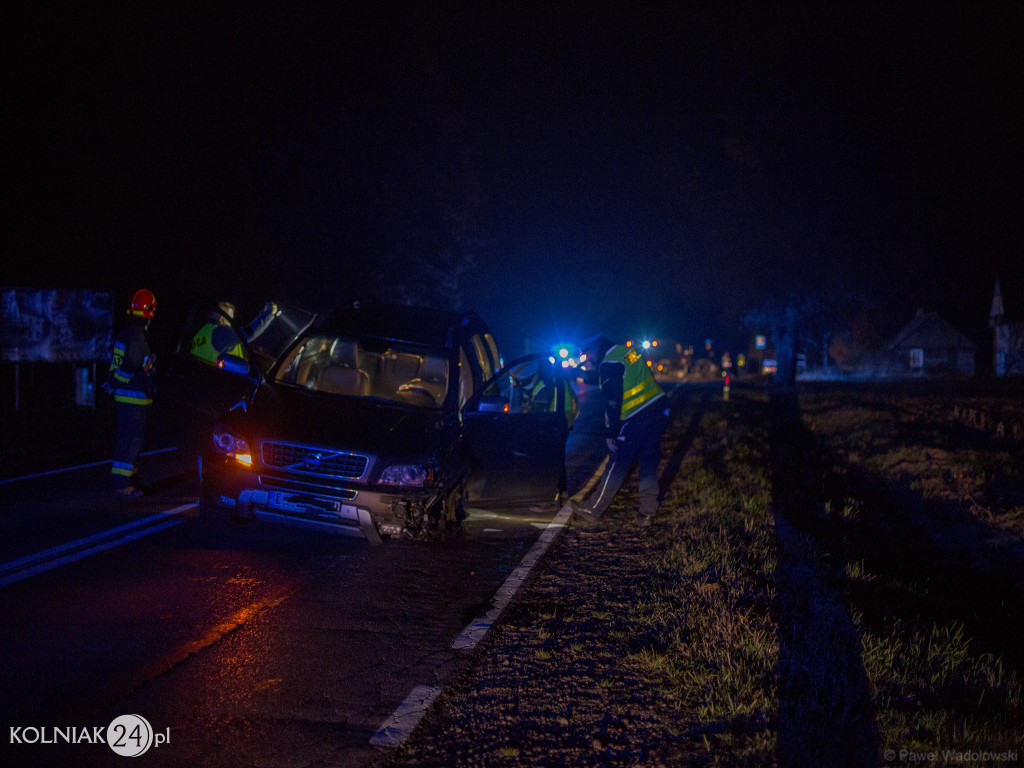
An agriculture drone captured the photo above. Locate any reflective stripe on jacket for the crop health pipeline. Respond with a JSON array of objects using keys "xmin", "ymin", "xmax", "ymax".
[
  {"xmin": 107, "ymin": 321, "xmax": 153, "ymax": 406},
  {"xmin": 602, "ymin": 345, "xmax": 665, "ymax": 421}
]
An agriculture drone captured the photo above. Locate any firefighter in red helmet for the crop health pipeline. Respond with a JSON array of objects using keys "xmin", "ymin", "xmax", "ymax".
[{"xmin": 104, "ymin": 289, "xmax": 157, "ymax": 497}]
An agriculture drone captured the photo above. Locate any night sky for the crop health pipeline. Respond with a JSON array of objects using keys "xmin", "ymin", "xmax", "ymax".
[{"xmin": 5, "ymin": 3, "xmax": 1023, "ymax": 356}]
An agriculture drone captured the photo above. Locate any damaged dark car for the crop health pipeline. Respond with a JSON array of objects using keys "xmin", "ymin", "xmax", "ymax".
[{"xmin": 166, "ymin": 301, "xmax": 574, "ymax": 543}]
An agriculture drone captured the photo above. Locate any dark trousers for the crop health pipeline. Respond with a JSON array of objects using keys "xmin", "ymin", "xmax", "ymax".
[
  {"xmin": 584, "ymin": 404, "xmax": 667, "ymax": 517},
  {"xmin": 111, "ymin": 402, "xmax": 148, "ymax": 489}
]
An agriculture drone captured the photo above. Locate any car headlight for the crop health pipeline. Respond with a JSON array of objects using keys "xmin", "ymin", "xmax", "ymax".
[
  {"xmin": 211, "ymin": 425, "xmax": 252, "ymax": 467},
  {"xmin": 378, "ymin": 463, "xmax": 432, "ymax": 486}
]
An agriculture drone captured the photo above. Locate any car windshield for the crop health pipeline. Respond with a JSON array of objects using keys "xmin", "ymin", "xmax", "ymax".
[{"xmin": 274, "ymin": 334, "xmax": 451, "ymax": 408}]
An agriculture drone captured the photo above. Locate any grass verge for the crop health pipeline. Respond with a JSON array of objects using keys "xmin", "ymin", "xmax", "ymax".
[
  {"xmin": 386, "ymin": 385, "xmax": 1024, "ymax": 767},
  {"xmin": 796, "ymin": 389, "xmax": 1024, "ymax": 760},
  {"xmin": 630, "ymin": 397, "xmax": 779, "ymax": 764}
]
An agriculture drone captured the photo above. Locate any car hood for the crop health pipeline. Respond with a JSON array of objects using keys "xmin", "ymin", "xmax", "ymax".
[{"xmin": 241, "ymin": 382, "xmax": 454, "ymax": 458}]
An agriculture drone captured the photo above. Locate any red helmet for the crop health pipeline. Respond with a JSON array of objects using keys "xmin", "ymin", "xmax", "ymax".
[{"xmin": 129, "ymin": 288, "xmax": 157, "ymax": 319}]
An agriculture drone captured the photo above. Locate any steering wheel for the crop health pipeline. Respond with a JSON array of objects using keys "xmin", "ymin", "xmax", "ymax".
[{"xmin": 397, "ymin": 382, "xmax": 436, "ymax": 404}]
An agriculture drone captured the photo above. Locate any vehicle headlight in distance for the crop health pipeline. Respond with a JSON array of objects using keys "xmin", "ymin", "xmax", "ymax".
[
  {"xmin": 378, "ymin": 463, "xmax": 432, "ymax": 486},
  {"xmin": 211, "ymin": 425, "xmax": 253, "ymax": 467}
]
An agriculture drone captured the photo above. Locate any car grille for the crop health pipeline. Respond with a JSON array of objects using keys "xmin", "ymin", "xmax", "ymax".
[
  {"xmin": 261, "ymin": 440, "xmax": 369, "ymax": 480},
  {"xmin": 258, "ymin": 475, "xmax": 358, "ymax": 499}
]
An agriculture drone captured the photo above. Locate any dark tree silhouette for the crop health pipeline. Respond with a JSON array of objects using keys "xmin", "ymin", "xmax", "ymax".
[{"xmin": 744, "ymin": 290, "xmax": 883, "ymax": 388}]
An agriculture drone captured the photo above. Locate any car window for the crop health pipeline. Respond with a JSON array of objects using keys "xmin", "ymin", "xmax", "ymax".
[
  {"xmin": 481, "ymin": 357, "xmax": 555, "ymax": 414},
  {"xmin": 274, "ymin": 334, "xmax": 449, "ymax": 407},
  {"xmin": 468, "ymin": 334, "xmax": 495, "ymax": 382},
  {"xmin": 458, "ymin": 347, "xmax": 475, "ymax": 410},
  {"xmin": 483, "ymin": 332, "xmax": 502, "ymax": 371},
  {"xmin": 246, "ymin": 304, "xmax": 316, "ymax": 372}
]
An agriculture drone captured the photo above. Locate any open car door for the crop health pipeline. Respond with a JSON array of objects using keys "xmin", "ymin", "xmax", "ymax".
[
  {"xmin": 462, "ymin": 353, "xmax": 578, "ymax": 506},
  {"xmin": 153, "ymin": 302, "xmax": 315, "ymax": 454}
]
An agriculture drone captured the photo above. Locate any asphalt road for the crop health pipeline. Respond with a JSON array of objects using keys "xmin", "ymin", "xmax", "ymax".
[{"xmin": 0, "ymin": 384, "xmax": 610, "ymax": 768}]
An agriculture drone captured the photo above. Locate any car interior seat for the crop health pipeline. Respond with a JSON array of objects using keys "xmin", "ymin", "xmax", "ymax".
[
  {"xmin": 394, "ymin": 355, "xmax": 449, "ymax": 407},
  {"xmin": 416, "ymin": 355, "xmax": 449, "ymax": 405},
  {"xmin": 291, "ymin": 341, "xmax": 324, "ymax": 387},
  {"xmin": 317, "ymin": 339, "xmax": 371, "ymax": 396},
  {"xmin": 380, "ymin": 352, "xmax": 421, "ymax": 396}
]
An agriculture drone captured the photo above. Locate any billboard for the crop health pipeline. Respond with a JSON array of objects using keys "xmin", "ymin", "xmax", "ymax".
[{"xmin": 1, "ymin": 288, "xmax": 114, "ymax": 363}]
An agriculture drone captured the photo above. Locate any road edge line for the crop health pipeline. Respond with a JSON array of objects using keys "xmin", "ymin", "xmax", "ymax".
[
  {"xmin": 0, "ymin": 446, "xmax": 178, "ymax": 486},
  {"xmin": 370, "ymin": 685, "xmax": 443, "ymax": 748},
  {"xmin": 452, "ymin": 501, "xmax": 573, "ymax": 651},
  {"xmin": 0, "ymin": 502, "xmax": 196, "ymax": 587},
  {"xmin": 371, "ymin": 502, "xmax": 575, "ymax": 748}
]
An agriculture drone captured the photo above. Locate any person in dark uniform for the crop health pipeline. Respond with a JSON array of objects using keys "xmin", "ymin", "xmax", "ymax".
[
  {"xmin": 573, "ymin": 335, "xmax": 670, "ymax": 524},
  {"xmin": 105, "ymin": 288, "xmax": 157, "ymax": 498}
]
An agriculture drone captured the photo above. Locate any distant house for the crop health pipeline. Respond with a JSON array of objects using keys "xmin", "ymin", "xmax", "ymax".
[
  {"xmin": 990, "ymin": 280, "xmax": 1024, "ymax": 376},
  {"xmin": 887, "ymin": 309, "xmax": 975, "ymax": 378},
  {"xmin": 993, "ymin": 324, "xmax": 1024, "ymax": 375}
]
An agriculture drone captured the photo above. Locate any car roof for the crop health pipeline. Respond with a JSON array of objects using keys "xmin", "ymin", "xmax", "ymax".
[{"xmin": 318, "ymin": 302, "xmax": 492, "ymax": 349}]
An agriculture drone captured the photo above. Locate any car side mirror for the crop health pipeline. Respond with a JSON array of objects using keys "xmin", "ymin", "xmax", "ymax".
[
  {"xmin": 216, "ymin": 354, "xmax": 250, "ymax": 376},
  {"xmin": 471, "ymin": 395, "xmax": 509, "ymax": 414}
]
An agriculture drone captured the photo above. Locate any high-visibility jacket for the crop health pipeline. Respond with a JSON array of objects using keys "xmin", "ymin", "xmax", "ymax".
[
  {"xmin": 107, "ymin": 318, "xmax": 154, "ymax": 405},
  {"xmin": 530, "ymin": 377, "xmax": 580, "ymax": 428},
  {"xmin": 561, "ymin": 383, "xmax": 580, "ymax": 427},
  {"xmin": 599, "ymin": 344, "xmax": 665, "ymax": 435},
  {"xmin": 190, "ymin": 322, "xmax": 244, "ymax": 365}
]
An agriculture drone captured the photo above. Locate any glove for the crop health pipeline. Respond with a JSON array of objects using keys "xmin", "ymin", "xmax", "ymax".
[{"xmin": 606, "ymin": 437, "xmax": 619, "ymax": 453}]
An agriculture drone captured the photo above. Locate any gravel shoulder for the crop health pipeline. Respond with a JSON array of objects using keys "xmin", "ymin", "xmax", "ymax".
[
  {"xmin": 376, "ymin": 389, "xmax": 718, "ymax": 768},
  {"xmin": 380, "ymin": 512, "xmax": 699, "ymax": 768}
]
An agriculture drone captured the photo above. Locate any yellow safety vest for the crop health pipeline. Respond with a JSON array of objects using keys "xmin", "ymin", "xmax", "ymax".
[
  {"xmin": 604, "ymin": 345, "xmax": 664, "ymax": 419},
  {"xmin": 190, "ymin": 322, "xmax": 244, "ymax": 365}
]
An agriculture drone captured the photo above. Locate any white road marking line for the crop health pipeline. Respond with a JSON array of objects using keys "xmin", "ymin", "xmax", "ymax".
[
  {"xmin": 0, "ymin": 447, "xmax": 178, "ymax": 486},
  {"xmin": 372, "ymin": 503, "xmax": 575, "ymax": 748},
  {"xmin": 452, "ymin": 502, "xmax": 574, "ymax": 651},
  {"xmin": 0, "ymin": 502, "xmax": 196, "ymax": 587},
  {"xmin": 370, "ymin": 685, "xmax": 443, "ymax": 747}
]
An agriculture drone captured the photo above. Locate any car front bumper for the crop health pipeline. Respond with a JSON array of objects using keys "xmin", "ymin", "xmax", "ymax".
[{"xmin": 200, "ymin": 457, "xmax": 445, "ymax": 543}]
